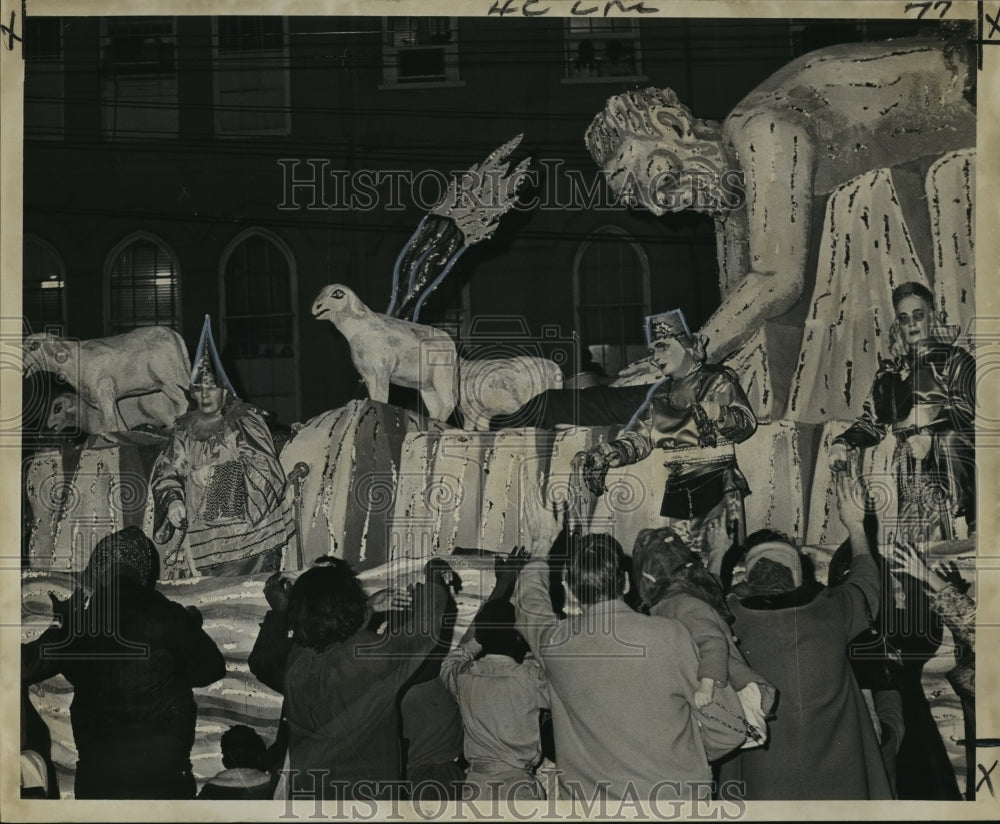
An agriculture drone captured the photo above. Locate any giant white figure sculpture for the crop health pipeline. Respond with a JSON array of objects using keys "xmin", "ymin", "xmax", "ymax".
[{"xmin": 586, "ymin": 33, "xmax": 976, "ymax": 423}]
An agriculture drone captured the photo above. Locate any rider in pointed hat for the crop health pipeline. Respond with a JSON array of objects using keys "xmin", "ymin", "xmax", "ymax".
[{"xmin": 150, "ymin": 316, "xmax": 292, "ymax": 577}]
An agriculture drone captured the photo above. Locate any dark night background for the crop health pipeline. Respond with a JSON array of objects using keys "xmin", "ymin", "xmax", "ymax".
[{"xmin": 22, "ymin": 15, "xmax": 928, "ymax": 428}]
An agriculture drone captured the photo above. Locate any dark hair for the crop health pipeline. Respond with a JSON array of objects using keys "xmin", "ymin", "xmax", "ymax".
[
  {"xmin": 891, "ymin": 281, "xmax": 935, "ymax": 310},
  {"xmin": 474, "ymin": 599, "xmax": 529, "ymax": 663},
  {"xmin": 741, "ymin": 529, "xmax": 796, "ymax": 554},
  {"xmin": 83, "ymin": 526, "xmax": 160, "ymax": 590},
  {"xmin": 567, "ymin": 533, "xmax": 626, "ymax": 606},
  {"xmin": 287, "ymin": 560, "xmax": 368, "ymax": 651},
  {"xmin": 220, "ymin": 725, "xmax": 266, "ymax": 770},
  {"xmin": 633, "ymin": 527, "xmax": 730, "ymax": 621}
]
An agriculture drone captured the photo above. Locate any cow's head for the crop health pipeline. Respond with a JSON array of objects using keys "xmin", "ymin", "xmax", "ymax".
[
  {"xmin": 46, "ymin": 392, "xmax": 80, "ymax": 432},
  {"xmin": 312, "ymin": 284, "xmax": 364, "ymax": 322},
  {"xmin": 22, "ymin": 333, "xmax": 69, "ymax": 378}
]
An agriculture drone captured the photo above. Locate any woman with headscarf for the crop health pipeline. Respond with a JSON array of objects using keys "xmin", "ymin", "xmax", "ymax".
[
  {"xmin": 22, "ymin": 526, "xmax": 226, "ymax": 799},
  {"xmin": 632, "ymin": 527, "xmax": 774, "ymax": 746},
  {"xmin": 720, "ymin": 475, "xmax": 894, "ymax": 800}
]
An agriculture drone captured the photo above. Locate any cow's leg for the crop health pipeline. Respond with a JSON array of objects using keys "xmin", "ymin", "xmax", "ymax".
[
  {"xmin": 425, "ymin": 366, "xmax": 457, "ymax": 423},
  {"xmin": 93, "ymin": 378, "xmax": 126, "ymax": 433}
]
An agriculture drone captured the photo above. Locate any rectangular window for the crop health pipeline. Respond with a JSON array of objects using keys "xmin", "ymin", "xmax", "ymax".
[
  {"xmin": 381, "ymin": 17, "xmax": 461, "ymax": 89},
  {"xmin": 213, "ymin": 16, "xmax": 291, "ymax": 136},
  {"xmin": 100, "ymin": 17, "xmax": 178, "ymax": 140},
  {"xmin": 564, "ymin": 18, "xmax": 644, "ymax": 83},
  {"xmin": 24, "ymin": 17, "xmax": 63, "ymax": 140}
]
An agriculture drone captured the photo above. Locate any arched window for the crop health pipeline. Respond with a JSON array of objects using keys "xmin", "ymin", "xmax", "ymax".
[
  {"xmin": 220, "ymin": 229, "xmax": 299, "ymax": 425},
  {"xmin": 23, "ymin": 235, "xmax": 67, "ymax": 334},
  {"xmin": 104, "ymin": 232, "xmax": 181, "ymax": 334},
  {"xmin": 573, "ymin": 225, "xmax": 651, "ymax": 379}
]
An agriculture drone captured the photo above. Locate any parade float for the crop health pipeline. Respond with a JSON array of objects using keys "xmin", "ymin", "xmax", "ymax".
[{"xmin": 21, "ymin": 34, "xmax": 978, "ymax": 795}]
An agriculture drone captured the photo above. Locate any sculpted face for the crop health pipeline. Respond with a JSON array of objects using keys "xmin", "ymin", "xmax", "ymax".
[
  {"xmin": 587, "ymin": 88, "xmax": 729, "ymax": 217},
  {"xmin": 47, "ymin": 394, "xmax": 78, "ymax": 431},
  {"xmin": 312, "ymin": 285, "xmax": 349, "ymax": 320},
  {"xmin": 895, "ymin": 295, "xmax": 931, "ymax": 347}
]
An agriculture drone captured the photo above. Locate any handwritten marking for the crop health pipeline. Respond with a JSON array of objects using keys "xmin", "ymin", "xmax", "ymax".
[
  {"xmin": 987, "ymin": 4, "xmax": 1000, "ymax": 37},
  {"xmin": 488, "ymin": 0, "xmax": 659, "ymax": 15},
  {"xmin": 904, "ymin": 0, "xmax": 952, "ymax": 17},
  {"xmin": 0, "ymin": 10, "xmax": 21, "ymax": 51},
  {"xmin": 977, "ymin": 759, "xmax": 998, "ymax": 797}
]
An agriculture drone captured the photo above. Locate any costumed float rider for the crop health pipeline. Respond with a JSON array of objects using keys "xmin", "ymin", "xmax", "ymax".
[
  {"xmin": 574, "ymin": 310, "xmax": 757, "ymax": 555},
  {"xmin": 150, "ymin": 316, "xmax": 293, "ymax": 577},
  {"xmin": 829, "ymin": 282, "xmax": 976, "ymax": 542}
]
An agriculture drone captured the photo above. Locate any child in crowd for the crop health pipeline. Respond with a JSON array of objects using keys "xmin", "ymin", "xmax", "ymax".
[
  {"xmin": 198, "ymin": 725, "xmax": 277, "ymax": 800},
  {"xmin": 440, "ymin": 597, "xmax": 550, "ymax": 800},
  {"xmin": 632, "ymin": 527, "xmax": 775, "ymax": 746}
]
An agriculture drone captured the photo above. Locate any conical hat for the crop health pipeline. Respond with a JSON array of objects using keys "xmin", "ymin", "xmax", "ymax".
[{"xmin": 190, "ymin": 315, "xmax": 236, "ymax": 395}]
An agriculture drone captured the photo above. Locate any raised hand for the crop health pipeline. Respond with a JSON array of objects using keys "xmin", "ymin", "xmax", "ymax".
[
  {"xmin": 828, "ymin": 441, "xmax": 851, "ymax": 473},
  {"xmin": 835, "ymin": 472, "xmax": 868, "ymax": 530},
  {"xmin": 888, "ymin": 542, "xmax": 932, "ymax": 586},
  {"xmin": 49, "ymin": 588, "xmax": 85, "ymax": 628},
  {"xmin": 425, "ymin": 557, "xmax": 461, "ymax": 592},
  {"xmin": 492, "ymin": 545, "xmax": 531, "ymax": 600},
  {"xmin": 263, "ymin": 572, "xmax": 293, "ymax": 612},
  {"xmin": 933, "ymin": 560, "xmax": 971, "ymax": 594},
  {"xmin": 368, "ymin": 587, "xmax": 414, "ymax": 613}
]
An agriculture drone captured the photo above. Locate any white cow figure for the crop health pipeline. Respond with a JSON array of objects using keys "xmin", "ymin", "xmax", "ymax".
[
  {"xmin": 458, "ymin": 356, "xmax": 564, "ymax": 430},
  {"xmin": 312, "ymin": 284, "xmax": 459, "ymax": 422},
  {"xmin": 23, "ymin": 327, "xmax": 191, "ymax": 434}
]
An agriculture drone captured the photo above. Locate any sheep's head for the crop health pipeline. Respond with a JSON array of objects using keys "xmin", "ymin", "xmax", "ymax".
[
  {"xmin": 312, "ymin": 284, "xmax": 363, "ymax": 322},
  {"xmin": 47, "ymin": 392, "xmax": 80, "ymax": 432}
]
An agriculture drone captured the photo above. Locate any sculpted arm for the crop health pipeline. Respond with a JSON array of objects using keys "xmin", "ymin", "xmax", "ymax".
[{"xmin": 702, "ymin": 115, "xmax": 816, "ymax": 361}]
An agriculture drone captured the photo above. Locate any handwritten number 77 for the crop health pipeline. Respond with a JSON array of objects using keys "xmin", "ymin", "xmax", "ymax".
[{"xmin": 904, "ymin": 1, "xmax": 952, "ymax": 18}]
